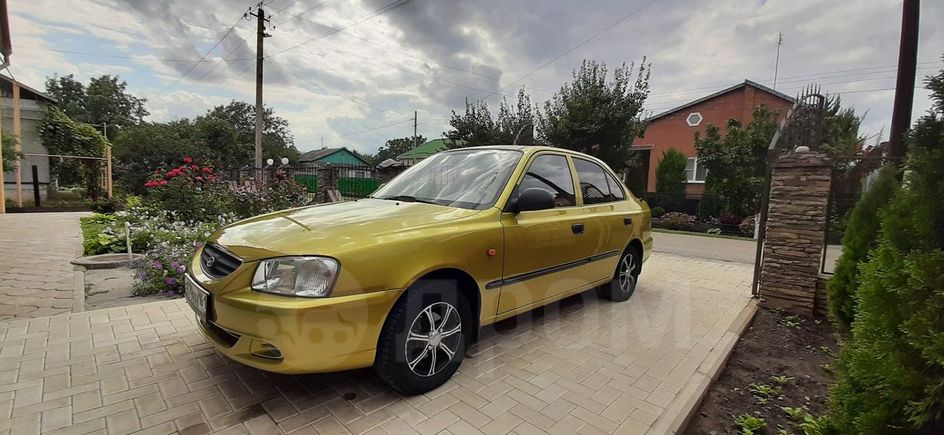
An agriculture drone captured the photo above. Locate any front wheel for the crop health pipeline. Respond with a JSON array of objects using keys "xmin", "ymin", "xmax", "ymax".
[
  {"xmin": 597, "ymin": 247, "xmax": 640, "ymax": 302},
  {"xmin": 374, "ymin": 281, "xmax": 469, "ymax": 395}
]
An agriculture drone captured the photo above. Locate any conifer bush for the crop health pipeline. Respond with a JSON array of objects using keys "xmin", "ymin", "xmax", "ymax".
[
  {"xmin": 829, "ymin": 67, "xmax": 944, "ymax": 432},
  {"xmin": 826, "ymin": 165, "xmax": 898, "ymax": 333}
]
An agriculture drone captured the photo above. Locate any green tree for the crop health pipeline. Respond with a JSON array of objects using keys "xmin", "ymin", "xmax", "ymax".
[
  {"xmin": 196, "ymin": 101, "xmax": 300, "ymax": 166},
  {"xmin": 694, "ymin": 106, "xmax": 780, "ymax": 218},
  {"xmin": 375, "ymin": 135, "xmax": 427, "ymax": 163},
  {"xmin": 498, "ymin": 89, "xmax": 535, "ymax": 144},
  {"xmin": 444, "ymin": 99, "xmax": 502, "ymax": 147},
  {"xmin": 536, "ymin": 59, "xmax": 650, "ymax": 171},
  {"xmin": 38, "ymin": 107, "xmax": 108, "ymax": 198},
  {"xmin": 827, "ymin": 166, "xmax": 898, "ymax": 333},
  {"xmin": 445, "ymin": 89, "xmax": 535, "ymax": 147},
  {"xmin": 45, "ymin": 74, "xmax": 148, "ymax": 138},
  {"xmin": 654, "ymin": 148, "xmax": 687, "ymax": 211},
  {"xmin": 829, "ymin": 66, "xmax": 944, "ymax": 432},
  {"xmin": 1, "ymin": 134, "xmax": 22, "ymax": 173}
]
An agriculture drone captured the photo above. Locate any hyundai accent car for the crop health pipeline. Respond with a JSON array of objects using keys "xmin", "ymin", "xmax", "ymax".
[{"xmin": 186, "ymin": 145, "xmax": 652, "ymax": 394}]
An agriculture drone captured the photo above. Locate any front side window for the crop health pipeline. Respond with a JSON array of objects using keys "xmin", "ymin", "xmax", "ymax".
[
  {"xmin": 518, "ymin": 154, "xmax": 575, "ymax": 208},
  {"xmin": 573, "ymin": 158, "xmax": 612, "ymax": 205},
  {"xmin": 685, "ymin": 157, "xmax": 708, "ymax": 183},
  {"xmin": 372, "ymin": 149, "xmax": 522, "ymax": 209}
]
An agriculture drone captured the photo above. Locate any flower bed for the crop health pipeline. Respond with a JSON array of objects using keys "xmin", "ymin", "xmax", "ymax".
[{"xmin": 80, "ymin": 157, "xmax": 310, "ymax": 296}]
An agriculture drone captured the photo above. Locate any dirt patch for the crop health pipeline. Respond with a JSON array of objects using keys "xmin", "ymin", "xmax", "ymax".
[{"xmin": 685, "ymin": 308, "xmax": 838, "ymax": 434}]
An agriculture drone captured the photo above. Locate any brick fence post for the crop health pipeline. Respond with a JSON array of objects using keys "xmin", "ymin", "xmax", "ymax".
[
  {"xmin": 759, "ymin": 149, "xmax": 832, "ymax": 316},
  {"xmin": 315, "ymin": 166, "xmax": 339, "ymax": 203}
]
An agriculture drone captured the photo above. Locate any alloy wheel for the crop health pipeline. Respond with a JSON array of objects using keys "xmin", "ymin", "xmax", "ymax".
[
  {"xmin": 405, "ymin": 302, "xmax": 462, "ymax": 377},
  {"xmin": 618, "ymin": 253, "xmax": 637, "ymax": 294}
]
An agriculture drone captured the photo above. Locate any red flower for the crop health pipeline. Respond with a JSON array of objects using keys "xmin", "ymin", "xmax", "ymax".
[
  {"xmin": 194, "ymin": 176, "xmax": 204, "ymax": 183},
  {"xmin": 202, "ymin": 166, "xmax": 213, "ymax": 174},
  {"xmin": 183, "ymin": 156, "xmax": 193, "ymax": 163},
  {"xmin": 191, "ymin": 165, "xmax": 200, "ymax": 172}
]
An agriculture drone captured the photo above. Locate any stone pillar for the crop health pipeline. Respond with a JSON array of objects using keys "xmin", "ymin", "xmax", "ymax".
[
  {"xmin": 759, "ymin": 150, "xmax": 832, "ymax": 316},
  {"xmin": 315, "ymin": 166, "xmax": 339, "ymax": 203}
]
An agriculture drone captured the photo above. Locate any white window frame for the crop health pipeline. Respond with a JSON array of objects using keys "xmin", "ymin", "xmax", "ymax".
[
  {"xmin": 686, "ymin": 112, "xmax": 703, "ymax": 127},
  {"xmin": 685, "ymin": 157, "xmax": 707, "ymax": 184}
]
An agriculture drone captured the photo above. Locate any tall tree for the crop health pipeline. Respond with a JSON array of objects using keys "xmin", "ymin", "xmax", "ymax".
[
  {"xmin": 444, "ymin": 99, "xmax": 501, "ymax": 147},
  {"xmin": 537, "ymin": 59, "xmax": 650, "ymax": 171},
  {"xmin": 44, "ymin": 74, "xmax": 148, "ymax": 138},
  {"xmin": 375, "ymin": 135, "xmax": 427, "ymax": 163},
  {"xmin": 445, "ymin": 88, "xmax": 535, "ymax": 147},
  {"xmin": 498, "ymin": 89, "xmax": 535, "ymax": 144},
  {"xmin": 195, "ymin": 101, "xmax": 300, "ymax": 166},
  {"xmin": 694, "ymin": 106, "xmax": 779, "ymax": 218}
]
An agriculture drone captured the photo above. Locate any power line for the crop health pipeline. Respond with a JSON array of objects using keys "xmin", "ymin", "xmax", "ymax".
[
  {"xmin": 479, "ymin": 0, "xmax": 664, "ymax": 102},
  {"xmin": 280, "ymin": 12, "xmax": 500, "ymax": 81},
  {"xmin": 158, "ymin": 8, "xmax": 251, "ymax": 95},
  {"xmin": 12, "ymin": 44, "xmax": 256, "ymax": 63},
  {"xmin": 270, "ymin": 0, "xmax": 413, "ymax": 58},
  {"xmin": 273, "ymin": 0, "xmax": 333, "ymax": 25}
]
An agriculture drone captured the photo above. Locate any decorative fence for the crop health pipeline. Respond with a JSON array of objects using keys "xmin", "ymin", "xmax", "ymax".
[{"xmin": 222, "ymin": 164, "xmax": 382, "ymax": 203}]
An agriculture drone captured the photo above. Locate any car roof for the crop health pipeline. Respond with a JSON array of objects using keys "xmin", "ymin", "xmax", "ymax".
[{"xmin": 442, "ymin": 145, "xmax": 609, "ymax": 164}]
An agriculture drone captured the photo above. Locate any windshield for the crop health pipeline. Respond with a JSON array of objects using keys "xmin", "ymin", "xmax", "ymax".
[{"xmin": 372, "ymin": 149, "xmax": 522, "ymax": 210}]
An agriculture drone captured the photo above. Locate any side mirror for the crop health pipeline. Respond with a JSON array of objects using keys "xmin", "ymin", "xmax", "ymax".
[{"xmin": 514, "ymin": 188, "xmax": 556, "ymax": 213}]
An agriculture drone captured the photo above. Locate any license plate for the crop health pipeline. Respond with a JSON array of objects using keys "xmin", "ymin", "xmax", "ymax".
[{"xmin": 184, "ymin": 275, "xmax": 210, "ymax": 322}]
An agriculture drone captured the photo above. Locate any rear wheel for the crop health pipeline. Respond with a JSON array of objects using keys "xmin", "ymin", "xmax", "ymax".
[
  {"xmin": 597, "ymin": 247, "xmax": 640, "ymax": 302},
  {"xmin": 374, "ymin": 281, "xmax": 469, "ymax": 395}
]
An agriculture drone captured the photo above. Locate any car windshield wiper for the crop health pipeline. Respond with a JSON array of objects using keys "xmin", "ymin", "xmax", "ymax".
[{"xmin": 377, "ymin": 195, "xmax": 442, "ymax": 205}]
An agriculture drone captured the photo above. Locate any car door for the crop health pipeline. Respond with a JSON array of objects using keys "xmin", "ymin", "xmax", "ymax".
[
  {"xmin": 572, "ymin": 157, "xmax": 634, "ymax": 282},
  {"xmin": 496, "ymin": 153, "xmax": 592, "ymax": 313}
]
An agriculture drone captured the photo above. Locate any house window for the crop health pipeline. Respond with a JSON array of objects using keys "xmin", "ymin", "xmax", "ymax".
[
  {"xmin": 685, "ymin": 157, "xmax": 707, "ymax": 183},
  {"xmin": 686, "ymin": 112, "xmax": 703, "ymax": 127}
]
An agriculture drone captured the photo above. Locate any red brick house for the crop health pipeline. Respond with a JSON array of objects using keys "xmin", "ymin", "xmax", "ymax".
[{"xmin": 630, "ymin": 80, "xmax": 794, "ymax": 198}]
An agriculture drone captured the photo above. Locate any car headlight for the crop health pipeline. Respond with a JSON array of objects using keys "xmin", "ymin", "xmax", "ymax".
[{"xmin": 251, "ymin": 256, "xmax": 339, "ymax": 297}]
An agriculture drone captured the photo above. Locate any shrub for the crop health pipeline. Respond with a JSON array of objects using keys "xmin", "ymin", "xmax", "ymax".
[
  {"xmin": 229, "ymin": 170, "xmax": 309, "ymax": 217},
  {"xmin": 89, "ymin": 197, "xmax": 123, "ymax": 214},
  {"xmin": 655, "ymin": 212, "xmax": 697, "ymax": 231},
  {"xmin": 826, "ymin": 165, "xmax": 898, "ymax": 333},
  {"xmin": 650, "ymin": 206, "xmax": 665, "ymax": 218},
  {"xmin": 655, "ymin": 148, "xmax": 687, "ymax": 210},
  {"xmin": 739, "ymin": 215, "xmax": 756, "ymax": 238},
  {"xmin": 829, "ymin": 68, "xmax": 944, "ymax": 432}
]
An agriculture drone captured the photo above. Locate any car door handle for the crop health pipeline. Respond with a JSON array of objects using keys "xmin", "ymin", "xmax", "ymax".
[
  {"xmin": 624, "ymin": 216, "xmax": 633, "ymax": 226},
  {"xmin": 571, "ymin": 223, "xmax": 584, "ymax": 235}
]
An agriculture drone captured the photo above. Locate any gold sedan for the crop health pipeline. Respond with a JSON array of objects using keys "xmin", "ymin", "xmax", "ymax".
[{"xmin": 186, "ymin": 146, "xmax": 652, "ymax": 395}]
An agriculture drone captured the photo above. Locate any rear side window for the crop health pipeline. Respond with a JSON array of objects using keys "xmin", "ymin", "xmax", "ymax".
[
  {"xmin": 573, "ymin": 158, "xmax": 616, "ymax": 204},
  {"xmin": 518, "ymin": 154, "xmax": 575, "ymax": 207},
  {"xmin": 605, "ymin": 172, "xmax": 626, "ymax": 200}
]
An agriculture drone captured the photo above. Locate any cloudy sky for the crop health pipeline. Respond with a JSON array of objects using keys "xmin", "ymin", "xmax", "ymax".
[{"xmin": 8, "ymin": 0, "xmax": 944, "ymax": 156}]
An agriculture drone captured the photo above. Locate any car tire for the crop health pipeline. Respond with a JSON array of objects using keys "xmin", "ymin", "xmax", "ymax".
[
  {"xmin": 597, "ymin": 247, "xmax": 640, "ymax": 302},
  {"xmin": 374, "ymin": 280, "xmax": 470, "ymax": 395}
]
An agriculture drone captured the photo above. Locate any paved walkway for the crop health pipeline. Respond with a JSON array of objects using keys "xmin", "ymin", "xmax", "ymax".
[
  {"xmin": 651, "ymin": 232, "xmax": 756, "ymax": 264},
  {"xmin": 0, "ymin": 212, "xmax": 88, "ymax": 320},
  {"xmin": 0, "ymin": 253, "xmax": 753, "ymax": 434}
]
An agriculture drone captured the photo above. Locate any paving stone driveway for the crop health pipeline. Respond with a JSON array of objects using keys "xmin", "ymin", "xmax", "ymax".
[
  {"xmin": 0, "ymin": 212, "xmax": 88, "ymax": 320},
  {"xmin": 0, "ymin": 253, "xmax": 752, "ymax": 435}
]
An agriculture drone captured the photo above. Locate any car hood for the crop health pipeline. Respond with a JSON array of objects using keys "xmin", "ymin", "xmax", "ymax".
[{"xmin": 211, "ymin": 198, "xmax": 484, "ymax": 261}]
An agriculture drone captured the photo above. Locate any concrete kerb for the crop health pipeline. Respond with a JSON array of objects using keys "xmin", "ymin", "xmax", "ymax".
[{"xmin": 646, "ymin": 299, "xmax": 759, "ymax": 434}]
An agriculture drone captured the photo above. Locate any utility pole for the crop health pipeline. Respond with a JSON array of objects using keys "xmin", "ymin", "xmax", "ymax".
[
  {"xmin": 888, "ymin": 0, "xmax": 920, "ymax": 165},
  {"xmin": 251, "ymin": 4, "xmax": 271, "ymax": 169},
  {"xmin": 413, "ymin": 110, "xmax": 418, "ymax": 149},
  {"xmin": 773, "ymin": 32, "xmax": 783, "ymax": 90}
]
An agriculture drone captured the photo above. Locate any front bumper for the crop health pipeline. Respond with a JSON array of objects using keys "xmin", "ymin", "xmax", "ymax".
[{"xmin": 193, "ymin": 281, "xmax": 404, "ymax": 374}]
